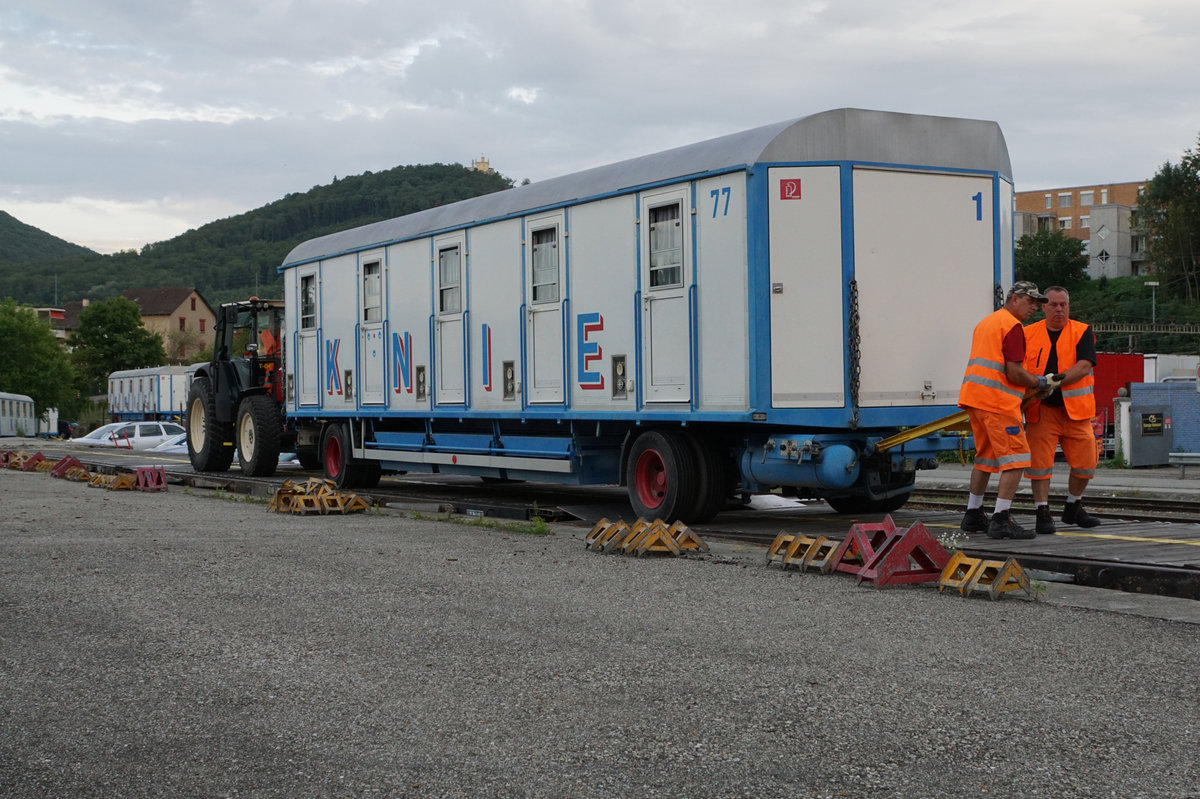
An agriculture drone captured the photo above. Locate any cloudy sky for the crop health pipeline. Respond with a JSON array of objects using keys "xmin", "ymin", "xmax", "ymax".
[{"xmin": 2, "ymin": 0, "xmax": 1199, "ymax": 253}]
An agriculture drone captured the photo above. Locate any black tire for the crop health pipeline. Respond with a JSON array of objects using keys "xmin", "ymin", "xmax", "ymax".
[
  {"xmin": 825, "ymin": 493, "xmax": 910, "ymax": 515},
  {"xmin": 359, "ymin": 459, "xmax": 382, "ymax": 489},
  {"xmin": 236, "ymin": 395, "xmax": 282, "ymax": 477},
  {"xmin": 322, "ymin": 423, "xmax": 371, "ymax": 489},
  {"xmin": 684, "ymin": 434, "xmax": 735, "ymax": 524},
  {"xmin": 187, "ymin": 376, "xmax": 234, "ymax": 473},
  {"xmin": 625, "ymin": 429, "xmax": 699, "ymax": 522}
]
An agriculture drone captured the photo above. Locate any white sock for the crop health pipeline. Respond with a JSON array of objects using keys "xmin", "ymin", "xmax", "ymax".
[
  {"xmin": 1067, "ymin": 493, "xmax": 1081, "ymax": 504},
  {"xmin": 994, "ymin": 498, "xmax": 1012, "ymax": 513},
  {"xmin": 967, "ymin": 493, "xmax": 985, "ymax": 510}
]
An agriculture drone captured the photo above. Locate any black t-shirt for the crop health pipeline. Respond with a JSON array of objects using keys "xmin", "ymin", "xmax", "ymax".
[{"xmin": 1043, "ymin": 325, "xmax": 1097, "ymax": 407}]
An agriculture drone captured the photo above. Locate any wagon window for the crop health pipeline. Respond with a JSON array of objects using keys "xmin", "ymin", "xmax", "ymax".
[
  {"xmin": 649, "ymin": 202, "xmax": 683, "ymax": 288},
  {"xmin": 438, "ymin": 246, "xmax": 461, "ymax": 314},
  {"xmin": 300, "ymin": 275, "xmax": 316, "ymax": 329},
  {"xmin": 531, "ymin": 227, "xmax": 559, "ymax": 303},
  {"xmin": 362, "ymin": 260, "xmax": 382, "ymax": 322}
]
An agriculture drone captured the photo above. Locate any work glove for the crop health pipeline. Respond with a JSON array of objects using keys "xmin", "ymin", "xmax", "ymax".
[{"xmin": 1035, "ymin": 372, "xmax": 1066, "ymax": 398}]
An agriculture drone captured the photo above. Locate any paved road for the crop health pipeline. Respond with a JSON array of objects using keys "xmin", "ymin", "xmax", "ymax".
[{"xmin": 1, "ymin": 464, "xmax": 1198, "ymax": 798}]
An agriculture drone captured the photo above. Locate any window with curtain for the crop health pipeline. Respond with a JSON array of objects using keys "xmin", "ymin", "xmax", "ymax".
[
  {"xmin": 300, "ymin": 275, "xmax": 317, "ymax": 329},
  {"xmin": 362, "ymin": 261, "xmax": 382, "ymax": 322},
  {"xmin": 531, "ymin": 227, "xmax": 559, "ymax": 302},
  {"xmin": 439, "ymin": 247, "xmax": 461, "ymax": 313},
  {"xmin": 648, "ymin": 203, "xmax": 683, "ymax": 288}
]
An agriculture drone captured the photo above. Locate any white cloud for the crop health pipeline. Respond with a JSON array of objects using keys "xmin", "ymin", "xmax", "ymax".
[{"xmin": 506, "ymin": 87, "xmax": 539, "ymax": 105}]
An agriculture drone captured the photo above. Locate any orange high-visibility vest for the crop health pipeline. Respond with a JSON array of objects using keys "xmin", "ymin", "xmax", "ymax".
[
  {"xmin": 959, "ymin": 308, "xmax": 1026, "ymax": 415},
  {"xmin": 1023, "ymin": 319, "xmax": 1095, "ymax": 421}
]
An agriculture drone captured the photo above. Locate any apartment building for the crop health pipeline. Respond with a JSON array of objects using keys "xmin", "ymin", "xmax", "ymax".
[{"xmin": 1014, "ymin": 181, "xmax": 1147, "ymax": 279}]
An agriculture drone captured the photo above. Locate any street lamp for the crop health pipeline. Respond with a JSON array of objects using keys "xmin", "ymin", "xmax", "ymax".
[{"xmin": 1146, "ymin": 281, "xmax": 1160, "ymax": 325}]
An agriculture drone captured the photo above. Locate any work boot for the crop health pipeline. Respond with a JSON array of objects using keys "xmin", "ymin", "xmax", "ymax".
[
  {"xmin": 986, "ymin": 510, "xmax": 1035, "ymax": 540},
  {"xmin": 1035, "ymin": 505, "xmax": 1056, "ymax": 534},
  {"xmin": 1063, "ymin": 501, "xmax": 1101, "ymax": 528},
  {"xmin": 960, "ymin": 507, "xmax": 990, "ymax": 533}
]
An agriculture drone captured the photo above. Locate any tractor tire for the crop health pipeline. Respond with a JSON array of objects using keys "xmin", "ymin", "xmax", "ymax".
[
  {"xmin": 187, "ymin": 376, "xmax": 235, "ymax": 473},
  {"xmin": 625, "ymin": 429, "xmax": 699, "ymax": 523},
  {"xmin": 236, "ymin": 395, "xmax": 282, "ymax": 477}
]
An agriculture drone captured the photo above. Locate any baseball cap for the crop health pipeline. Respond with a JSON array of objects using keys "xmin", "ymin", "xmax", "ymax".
[{"xmin": 1007, "ymin": 281, "xmax": 1048, "ymax": 302}]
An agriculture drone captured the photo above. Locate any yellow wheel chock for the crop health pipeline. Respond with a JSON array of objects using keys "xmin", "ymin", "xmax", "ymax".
[
  {"xmin": 666, "ymin": 521, "xmax": 708, "ymax": 552},
  {"xmin": 585, "ymin": 518, "xmax": 613, "ymax": 548},
  {"xmin": 269, "ymin": 478, "xmax": 369, "ymax": 515},
  {"xmin": 632, "ymin": 526, "xmax": 682, "ymax": 557},
  {"xmin": 597, "ymin": 521, "xmax": 632, "ymax": 552},
  {"xmin": 108, "ymin": 472, "xmax": 136, "ymax": 491},
  {"xmin": 766, "ymin": 533, "xmax": 799, "ymax": 566},
  {"xmin": 767, "ymin": 532, "xmax": 836, "ymax": 571},
  {"xmin": 289, "ymin": 493, "xmax": 327, "ymax": 515},
  {"xmin": 938, "ymin": 552, "xmax": 1031, "ymax": 599},
  {"xmin": 65, "ymin": 466, "xmax": 91, "ymax": 482},
  {"xmin": 616, "ymin": 518, "xmax": 658, "ymax": 554},
  {"xmin": 585, "ymin": 518, "xmax": 704, "ymax": 557},
  {"xmin": 966, "ymin": 557, "xmax": 1031, "ymax": 599}
]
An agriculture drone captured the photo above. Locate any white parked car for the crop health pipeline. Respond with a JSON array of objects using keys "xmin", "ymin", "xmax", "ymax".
[
  {"xmin": 150, "ymin": 432, "xmax": 188, "ymax": 454},
  {"xmin": 74, "ymin": 421, "xmax": 186, "ymax": 451}
]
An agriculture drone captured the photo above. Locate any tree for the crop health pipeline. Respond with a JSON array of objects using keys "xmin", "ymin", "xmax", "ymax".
[
  {"xmin": 68, "ymin": 297, "xmax": 167, "ymax": 396},
  {"xmin": 1140, "ymin": 138, "xmax": 1200, "ymax": 301},
  {"xmin": 1015, "ymin": 229, "xmax": 1089, "ymax": 290},
  {"xmin": 0, "ymin": 298, "xmax": 77, "ymax": 415}
]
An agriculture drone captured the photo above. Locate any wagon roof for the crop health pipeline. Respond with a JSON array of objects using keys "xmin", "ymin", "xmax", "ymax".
[{"xmin": 282, "ymin": 107, "xmax": 1011, "ymax": 268}]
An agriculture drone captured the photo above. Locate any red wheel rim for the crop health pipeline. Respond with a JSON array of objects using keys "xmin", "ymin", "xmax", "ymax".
[
  {"xmin": 633, "ymin": 448, "xmax": 667, "ymax": 510},
  {"xmin": 324, "ymin": 434, "xmax": 342, "ymax": 477}
]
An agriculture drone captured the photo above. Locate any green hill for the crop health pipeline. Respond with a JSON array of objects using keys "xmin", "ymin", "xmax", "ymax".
[
  {"xmin": 0, "ymin": 210, "xmax": 96, "ymax": 264},
  {"xmin": 0, "ymin": 163, "xmax": 514, "ymax": 307}
]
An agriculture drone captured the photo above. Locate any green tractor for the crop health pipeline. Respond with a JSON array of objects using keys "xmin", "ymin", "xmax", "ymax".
[{"xmin": 187, "ymin": 298, "xmax": 290, "ymax": 477}]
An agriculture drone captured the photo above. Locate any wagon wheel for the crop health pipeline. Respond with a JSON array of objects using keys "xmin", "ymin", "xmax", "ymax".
[{"xmin": 625, "ymin": 429, "xmax": 699, "ymax": 523}]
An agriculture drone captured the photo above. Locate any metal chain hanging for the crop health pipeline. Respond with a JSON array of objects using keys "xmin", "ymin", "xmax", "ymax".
[{"xmin": 848, "ymin": 279, "xmax": 862, "ymax": 429}]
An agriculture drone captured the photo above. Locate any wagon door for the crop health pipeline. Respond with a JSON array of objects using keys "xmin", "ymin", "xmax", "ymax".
[
  {"xmin": 296, "ymin": 271, "xmax": 321, "ymax": 406},
  {"xmin": 852, "ymin": 169, "xmax": 998, "ymax": 408},
  {"xmin": 434, "ymin": 238, "xmax": 466, "ymax": 405},
  {"xmin": 358, "ymin": 254, "xmax": 386, "ymax": 405},
  {"xmin": 640, "ymin": 190, "xmax": 691, "ymax": 403},
  {"xmin": 767, "ymin": 166, "xmax": 845, "ymax": 408},
  {"xmin": 525, "ymin": 214, "xmax": 565, "ymax": 404}
]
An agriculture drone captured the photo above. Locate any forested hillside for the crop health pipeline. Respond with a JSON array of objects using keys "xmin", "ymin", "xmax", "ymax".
[
  {"xmin": 0, "ymin": 163, "xmax": 513, "ymax": 307},
  {"xmin": 0, "ymin": 211, "xmax": 96, "ymax": 264}
]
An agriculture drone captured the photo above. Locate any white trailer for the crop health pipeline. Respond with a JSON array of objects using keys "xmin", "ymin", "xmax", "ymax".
[
  {"xmin": 0, "ymin": 391, "xmax": 36, "ymax": 437},
  {"xmin": 108, "ymin": 365, "xmax": 195, "ymax": 421},
  {"xmin": 278, "ymin": 108, "xmax": 1014, "ymax": 521}
]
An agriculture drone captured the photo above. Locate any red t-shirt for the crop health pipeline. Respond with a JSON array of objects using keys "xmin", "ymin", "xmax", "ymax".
[{"xmin": 1001, "ymin": 323, "xmax": 1026, "ymax": 364}]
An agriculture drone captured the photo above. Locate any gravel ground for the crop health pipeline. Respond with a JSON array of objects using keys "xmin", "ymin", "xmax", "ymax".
[{"xmin": 1, "ymin": 466, "xmax": 1198, "ymax": 798}]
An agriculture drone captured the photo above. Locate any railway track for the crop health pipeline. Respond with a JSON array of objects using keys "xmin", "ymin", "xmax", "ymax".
[{"xmin": 906, "ymin": 487, "xmax": 1200, "ymax": 524}]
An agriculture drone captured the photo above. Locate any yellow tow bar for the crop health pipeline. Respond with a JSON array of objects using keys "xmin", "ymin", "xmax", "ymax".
[{"xmin": 872, "ymin": 391, "xmax": 1039, "ymax": 455}]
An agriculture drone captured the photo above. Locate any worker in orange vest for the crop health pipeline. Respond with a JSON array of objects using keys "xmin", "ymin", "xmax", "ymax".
[
  {"xmin": 959, "ymin": 281, "xmax": 1064, "ymax": 539},
  {"xmin": 1023, "ymin": 286, "xmax": 1101, "ymax": 533}
]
